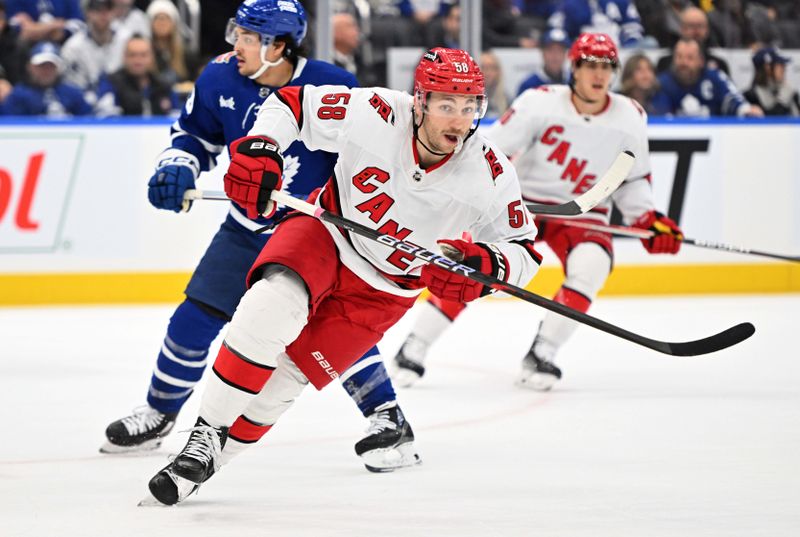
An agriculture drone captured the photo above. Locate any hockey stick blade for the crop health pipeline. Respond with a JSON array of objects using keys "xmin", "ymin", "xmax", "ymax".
[
  {"xmin": 183, "ymin": 189, "xmax": 755, "ymax": 356},
  {"xmin": 526, "ymin": 150, "xmax": 634, "ymax": 216}
]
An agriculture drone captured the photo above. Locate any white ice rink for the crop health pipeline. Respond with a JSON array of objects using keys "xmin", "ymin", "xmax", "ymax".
[{"xmin": 1, "ymin": 294, "xmax": 798, "ymax": 537}]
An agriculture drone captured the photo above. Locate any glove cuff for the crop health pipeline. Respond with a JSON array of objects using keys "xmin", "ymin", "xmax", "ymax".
[{"xmin": 155, "ymin": 148, "xmax": 200, "ymax": 179}]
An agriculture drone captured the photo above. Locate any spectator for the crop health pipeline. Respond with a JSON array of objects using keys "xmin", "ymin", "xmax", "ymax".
[
  {"xmin": 113, "ymin": 0, "xmax": 150, "ymax": 38},
  {"xmin": 548, "ymin": 0, "xmax": 646, "ymax": 47},
  {"xmin": 637, "ymin": 0, "xmax": 686, "ymax": 49},
  {"xmin": 480, "ymin": 50, "xmax": 509, "ymax": 117},
  {"xmin": 620, "ymin": 53, "xmax": 660, "ymax": 114},
  {"xmin": 483, "ymin": 0, "xmax": 537, "ymax": 49},
  {"xmin": 6, "ymin": 0, "xmax": 84, "ymax": 44},
  {"xmin": 95, "ymin": 34, "xmax": 177, "ymax": 116},
  {"xmin": 758, "ymin": 1, "xmax": 800, "ymax": 48},
  {"xmin": 651, "ymin": 38, "xmax": 764, "ymax": 117},
  {"xmin": 61, "ymin": 0, "xmax": 130, "ymax": 94},
  {"xmin": 424, "ymin": 2, "xmax": 459, "ymax": 49},
  {"xmin": 332, "ymin": 12, "xmax": 360, "ymax": 78},
  {"xmin": 516, "ymin": 27, "xmax": 570, "ymax": 95},
  {"xmin": 744, "ymin": 47, "xmax": 799, "ymax": 116},
  {"xmin": 147, "ymin": 0, "xmax": 195, "ymax": 85},
  {"xmin": 1, "ymin": 0, "xmax": 28, "ymax": 98},
  {"xmin": 656, "ymin": 6, "xmax": 730, "ymax": 75},
  {"xmin": 708, "ymin": 0, "xmax": 755, "ymax": 48},
  {"xmin": 1, "ymin": 41, "xmax": 91, "ymax": 116}
]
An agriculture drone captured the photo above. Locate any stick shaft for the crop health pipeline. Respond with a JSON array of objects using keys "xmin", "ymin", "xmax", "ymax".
[{"xmin": 538, "ymin": 217, "xmax": 800, "ymax": 263}]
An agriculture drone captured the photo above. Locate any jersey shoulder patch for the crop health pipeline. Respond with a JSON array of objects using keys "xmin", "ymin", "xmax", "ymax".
[
  {"xmin": 213, "ymin": 52, "xmax": 236, "ymax": 64},
  {"xmin": 368, "ymin": 91, "xmax": 396, "ymax": 124}
]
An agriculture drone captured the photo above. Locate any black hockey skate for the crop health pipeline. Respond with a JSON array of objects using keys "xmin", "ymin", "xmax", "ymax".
[
  {"xmin": 144, "ymin": 418, "xmax": 228, "ymax": 506},
  {"xmin": 100, "ymin": 406, "xmax": 178, "ymax": 454},
  {"xmin": 517, "ymin": 348, "xmax": 562, "ymax": 391},
  {"xmin": 391, "ymin": 336, "xmax": 428, "ymax": 388},
  {"xmin": 355, "ymin": 402, "xmax": 421, "ymax": 473}
]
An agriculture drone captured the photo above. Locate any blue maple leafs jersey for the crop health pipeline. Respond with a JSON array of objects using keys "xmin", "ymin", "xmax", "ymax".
[
  {"xmin": 169, "ymin": 54, "xmax": 358, "ymax": 228},
  {"xmin": 652, "ymin": 67, "xmax": 751, "ymax": 117}
]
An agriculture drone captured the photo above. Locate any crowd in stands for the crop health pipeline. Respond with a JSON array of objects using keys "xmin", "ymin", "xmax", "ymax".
[{"xmin": 0, "ymin": 0, "xmax": 798, "ymax": 118}]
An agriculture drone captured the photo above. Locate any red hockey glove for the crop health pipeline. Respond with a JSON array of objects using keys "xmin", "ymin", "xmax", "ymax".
[
  {"xmin": 633, "ymin": 210, "xmax": 683, "ymax": 254},
  {"xmin": 224, "ymin": 136, "xmax": 284, "ymax": 219},
  {"xmin": 420, "ymin": 239, "xmax": 508, "ymax": 303}
]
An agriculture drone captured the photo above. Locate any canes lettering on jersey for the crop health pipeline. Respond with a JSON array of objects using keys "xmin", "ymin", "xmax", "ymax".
[{"xmin": 539, "ymin": 125, "xmax": 597, "ymax": 195}]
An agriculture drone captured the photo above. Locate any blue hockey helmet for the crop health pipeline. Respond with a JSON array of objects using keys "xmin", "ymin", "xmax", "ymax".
[{"xmin": 226, "ymin": 0, "xmax": 307, "ymax": 48}]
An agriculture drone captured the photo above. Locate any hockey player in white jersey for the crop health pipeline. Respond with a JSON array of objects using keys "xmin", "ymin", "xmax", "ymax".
[
  {"xmin": 143, "ymin": 47, "xmax": 543, "ymax": 505},
  {"xmin": 392, "ymin": 33, "xmax": 684, "ymax": 391}
]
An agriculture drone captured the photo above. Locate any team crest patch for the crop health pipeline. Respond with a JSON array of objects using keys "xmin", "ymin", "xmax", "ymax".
[{"xmin": 213, "ymin": 52, "xmax": 235, "ymax": 64}]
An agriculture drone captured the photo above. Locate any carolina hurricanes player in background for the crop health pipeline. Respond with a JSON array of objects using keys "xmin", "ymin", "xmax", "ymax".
[
  {"xmin": 392, "ymin": 33, "xmax": 684, "ymax": 391},
  {"xmin": 143, "ymin": 47, "xmax": 543, "ymax": 505}
]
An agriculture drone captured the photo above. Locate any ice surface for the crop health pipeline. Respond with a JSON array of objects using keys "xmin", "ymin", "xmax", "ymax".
[{"xmin": 1, "ymin": 295, "xmax": 798, "ymax": 537}]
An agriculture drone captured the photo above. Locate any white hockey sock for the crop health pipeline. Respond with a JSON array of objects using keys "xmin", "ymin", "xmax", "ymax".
[{"xmin": 403, "ymin": 300, "xmax": 453, "ymax": 363}]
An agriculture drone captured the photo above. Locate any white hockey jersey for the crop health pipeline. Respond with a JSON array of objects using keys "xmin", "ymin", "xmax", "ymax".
[
  {"xmin": 486, "ymin": 85, "xmax": 655, "ymax": 225},
  {"xmin": 249, "ymin": 85, "xmax": 540, "ymax": 297}
]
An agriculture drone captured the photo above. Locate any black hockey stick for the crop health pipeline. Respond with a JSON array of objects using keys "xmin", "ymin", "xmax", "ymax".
[
  {"xmin": 525, "ymin": 150, "xmax": 635, "ymax": 216},
  {"xmin": 183, "ymin": 188, "xmax": 755, "ymax": 356},
  {"xmin": 533, "ymin": 218, "xmax": 800, "ymax": 263}
]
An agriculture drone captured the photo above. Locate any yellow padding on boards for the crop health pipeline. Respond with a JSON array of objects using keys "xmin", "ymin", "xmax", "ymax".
[
  {"xmin": 0, "ymin": 264, "xmax": 798, "ymax": 306},
  {"xmin": 0, "ymin": 272, "xmax": 190, "ymax": 306}
]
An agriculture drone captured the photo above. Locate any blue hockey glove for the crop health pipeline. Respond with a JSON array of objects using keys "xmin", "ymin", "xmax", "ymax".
[{"xmin": 147, "ymin": 149, "xmax": 201, "ymax": 212}]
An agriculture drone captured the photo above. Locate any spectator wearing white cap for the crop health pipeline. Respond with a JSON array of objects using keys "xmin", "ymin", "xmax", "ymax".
[
  {"xmin": 744, "ymin": 47, "xmax": 799, "ymax": 116},
  {"xmin": 516, "ymin": 27, "xmax": 570, "ymax": 95},
  {"xmin": 61, "ymin": 0, "xmax": 131, "ymax": 94},
  {"xmin": 147, "ymin": 0, "xmax": 196, "ymax": 86},
  {"xmin": 1, "ymin": 41, "xmax": 91, "ymax": 115}
]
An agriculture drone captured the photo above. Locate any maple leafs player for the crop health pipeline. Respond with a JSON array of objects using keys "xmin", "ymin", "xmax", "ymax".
[
  {"xmin": 392, "ymin": 33, "xmax": 684, "ymax": 391},
  {"xmin": 143, "ymin": 47, "xmax": 542, "ymax": 505},
  {"xmin": 101, "ymin": 0, "xmax": 418, "ymax": 472}
]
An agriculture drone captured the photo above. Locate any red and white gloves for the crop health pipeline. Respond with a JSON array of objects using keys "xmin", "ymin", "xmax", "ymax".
[
  {"xmin": 224, "ymin": 136, "xmax": 284, "ymax": 219},
  {"xmin": 633, "ymin": 210, "xmax": 683, "ymax": 254},
  {"xmin": 420, "ymin": 239, "xmax": 508, "ymax": 303}
]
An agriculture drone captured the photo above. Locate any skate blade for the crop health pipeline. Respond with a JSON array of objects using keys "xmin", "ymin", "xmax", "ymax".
[
  {"xmin": 517, "ymin": 372, "xmax": 558, "ymax": 392},
  {"xmin": 99, "ymin": 438, "xmax": 163, "ymax": 455},
  {"xmin": 362, "ymin": 442, "xmax": 422, "ymax": 473},
  {"xmin": 138, "ymin": 492, "xmax": 171, "ymax": 507}
]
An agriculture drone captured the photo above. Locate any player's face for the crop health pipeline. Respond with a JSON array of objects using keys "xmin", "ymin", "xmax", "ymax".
[
  {"xmin": 573, "ymin": 61, "xmax": 614, "ymax": 101},
  {"xmin": 232, "ymin": 27, "xmax": 271, "ymax": 76},
  {"xmin": 419, "ymin": 92, "xmax": 479, "ymax": 153}
]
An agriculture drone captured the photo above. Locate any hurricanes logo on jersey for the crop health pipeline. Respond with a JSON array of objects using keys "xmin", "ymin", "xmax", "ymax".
[
  {"xmin": 483, "ymin": 147, "xmax": 503, "ymax": 181},
  {"xmin": 368, "ymin": 93, "xmax": 395, "ymax": 124}
]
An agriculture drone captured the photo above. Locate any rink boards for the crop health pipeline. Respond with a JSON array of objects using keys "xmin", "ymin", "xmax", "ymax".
[{"xmin": 0, "ymin": 118, "xmax": 798, "ymax": 305}]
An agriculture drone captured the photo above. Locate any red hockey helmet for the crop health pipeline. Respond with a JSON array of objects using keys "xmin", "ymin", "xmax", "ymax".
[
  {"xmin": 568, "ymin": 33, "xmax": 619, "ymax": 67},
  {"xmin": 413, "ymin": 48, "xmax": 487, "ymax": 120}
]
